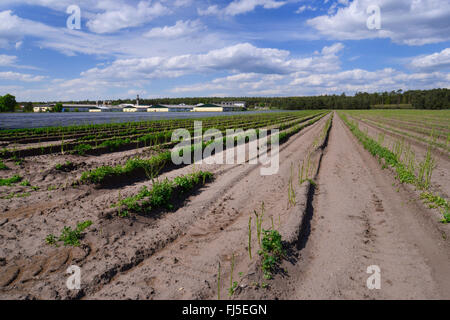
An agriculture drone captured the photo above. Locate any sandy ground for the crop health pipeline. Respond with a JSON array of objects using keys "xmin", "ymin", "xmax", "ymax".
[{"xmin": 0, "ymin": 112, "xmax": 449, "ymax": 300}]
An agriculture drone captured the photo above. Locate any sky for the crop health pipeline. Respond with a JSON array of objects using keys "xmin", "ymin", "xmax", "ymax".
[{"xmin": 0, "ymin": 0, "xmax": 449, "ymax": 102}]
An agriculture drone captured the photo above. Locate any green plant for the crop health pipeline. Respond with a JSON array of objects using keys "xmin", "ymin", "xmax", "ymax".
[
  {"xmin": 20, "ymin": 180, "xmax": 31, "ymax": 187},
  {"xmin": 0, "ymin": 175, "xmax": 22, "ymax": 186},
  {"xmin": 73, "ymin": 143, "xmax": 92, "ymax": 156},
  {"xmin": 45, "ymin": 234, "xmax": 57, "ymax": 246},
  {"xmin": 248, "ymin": 216, "xmax": 252, "ymax": 260},
  {"xmin": 258, "ymin": 229, "xmax": 284, "ymax": 280},
  {"xmin": 228, "ymin": 253, "xmax": 238, "ymax": 297},
  {"xmin": 0, "ymin": 160, "xmax": 8, "ymax": 170},
  {"xmin": 288, "ymin": 163, "xmax": 296, "ymax": 206},
  {"xmin": 47, "ymin": 220, "xmax": 93, "ymax": 247},
  {"xmin": 254, "ymin": 202, "xmax": 265, "ymax": 248},
  {"xmin": 115, "ymin": 171, "xmax": 213, "ymax": 215}
]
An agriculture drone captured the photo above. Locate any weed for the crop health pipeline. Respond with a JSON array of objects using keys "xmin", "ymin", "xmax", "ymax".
[
  {"xmin": 0, "ymin": 175, "xmax": 22, "ymax": 186},
  {"xmin": 20, "ymin": 180, "xmax": 31, "ymax": 187},
  {"xmin": 0, "ymin": 160, "xmax": 8, "ymax": 170},
  {"xmin": 47, "ymin": 220, "xmax": 93, "ymax": 247},
  {"xmin": 258, "ymin": 229, "xmax": 284, "ymax": 280}
]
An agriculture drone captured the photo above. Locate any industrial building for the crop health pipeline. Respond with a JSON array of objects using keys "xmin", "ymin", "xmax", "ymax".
[
  {"xmin": 193, "ymin": 103, "xmax": 247, "ymax": 112},
  {"xmin": 32, "ymin": 96, "xmax": 247, "ymax": 113},
  {"xmin": 148, "ymin": 104, "xmax": 194, "ymax": 112}
]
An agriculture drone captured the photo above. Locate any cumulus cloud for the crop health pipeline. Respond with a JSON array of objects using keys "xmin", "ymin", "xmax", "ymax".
[
  {"xmin": 410, "ymin": 48, "xmax": 450, "ymax": 72},
  {"xmin": 144, "ymin": 20, "xmax": 203, "ymax": 38},
  {"xmin": 80, "ymin": 42, "xmax": 344, "ymax": 82},
  {"xmin": 0, "ymin": 71, "xmax": 46, "ymax": 82},
  {"xmin": 86, "ymin": 1, "xmax": 171, "ymax": 34},
  {"xmin": 0, "ymin": 55, "xmax": 17, "ymax": 67},
  {"xmin": 198, "ymin": 0, "xmax": 287, "ymax": 16},
  {"xmin": 308, "ymin": 0, "xmax": 450, "ymax": 45}
]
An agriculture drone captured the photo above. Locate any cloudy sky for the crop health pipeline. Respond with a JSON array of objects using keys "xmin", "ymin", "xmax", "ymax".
[{"xmin": 0, "ymin": 0, "xmax": 449, "ymax": 101}]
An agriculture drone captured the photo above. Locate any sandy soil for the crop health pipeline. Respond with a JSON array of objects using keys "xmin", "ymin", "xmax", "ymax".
[{"xmin": 0, "ymin": 112, "xmax": 449, "ymax": 300}]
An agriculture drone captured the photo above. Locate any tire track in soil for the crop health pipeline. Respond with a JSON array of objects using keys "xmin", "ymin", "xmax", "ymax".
[{"xmin": 252, "ymin": 113, "xmax": 450, "ymax": 299}]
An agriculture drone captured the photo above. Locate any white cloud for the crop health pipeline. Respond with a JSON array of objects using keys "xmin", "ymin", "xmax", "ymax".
[
  {"xmin": 198, "ymin": 0, "xmax": 287, "ymax": 16},
  {"xmin": 295, "ymin": 5, "xmax": 316, "ymax": 14},
  {"xmin": 308, "ymin": 0, "xmax": 450, "ymax": 45},
  {"xmin": 410, "ymin": 48, "xmax": 450, "ymax": 72},
  {"xmin": 86, "ymin": 1, "xmax": 171, "ymax": 34},
  {"xmin": 79, "ymin": 42, "xmax": 344, "ymax": 82},
  {"xmin": 144, "ymin": 20, "xmax": 203, "ymax": 38},
  {"xmin": 0, "ymin": 55, "xmax": 17, "ymax": 67},
  {"xmin": 0, "ymin": 71, "xmax": 45, "ymax": 82}
]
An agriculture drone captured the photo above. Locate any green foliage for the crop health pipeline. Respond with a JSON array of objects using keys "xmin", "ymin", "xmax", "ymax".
[
  {"xmin": 115, "ymin": 171, "xmax": 213, "ymax": 216},
  {"xmin": 81, "ymin": 151, "xmax": 172, "ymax": 185},
  {"xmin": 258, "ymin": 229, "xmax": 284, "ymax": 280},
  {"xmin": 73, "ymin": 143, "xmax": 92, "ymax": 156},
  {"xmin": 52, "ymin": 103, "xmax": 63, "ymax": 113},
  {"xmin": 47, "ymin": 220, "xmax": 93, "ymax": 247},
  {"xmin": 20, "ymin": 180, "xmax": 31, "ymax": 186},
  {"xmin": 99, "ymin": 138, "xmax": 131, "ymax": 151},
  {"xmin": 0, "ymin": 174, "xmax": 22, "ymax": 186},
  {"xmin": 0, "ymin": 94, "xmax": 17, "ymax": 112},
  {"xmin": 0, "ymin": 160, "xmax": 8, "ymax": 170}
]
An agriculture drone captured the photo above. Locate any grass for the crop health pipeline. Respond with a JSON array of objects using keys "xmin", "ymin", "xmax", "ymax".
[
  {"xmin": 46, "ymin": 220, "xmax": 93, "ymax": 247},
  {"xmin": 114, "ymin": 171, "xmax": 213, "ymax": 216},
  {"xmin": 0, "ymin": 175, "xmax": 22, "ymax": 186}
]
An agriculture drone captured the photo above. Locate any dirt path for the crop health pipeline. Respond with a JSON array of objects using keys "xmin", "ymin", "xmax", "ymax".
[{"xmin": 258, "ymin": 114, "xmax": 450, "ymax": 299}]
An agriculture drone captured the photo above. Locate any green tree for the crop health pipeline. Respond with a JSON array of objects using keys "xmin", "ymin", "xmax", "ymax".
[
  {"xmin": 0, "ymin": 94, "xmax": 17, "ymax": 112},
  {"xmin": 53, "ymin": 103, "xmax": 63, "ymax": 112},
  {"xmin": 24, "ymin": 102, "xmax": 33, "ymax": 112}
]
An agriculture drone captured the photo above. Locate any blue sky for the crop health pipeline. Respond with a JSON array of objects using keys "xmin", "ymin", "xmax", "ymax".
[{"xmin": 0, "ymin": 0, "xmax": 449, "ymax": 101}]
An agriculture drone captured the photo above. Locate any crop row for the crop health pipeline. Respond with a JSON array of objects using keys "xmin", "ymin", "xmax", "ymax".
[
  {"xmin": 2, "ymin": 113, "xmax": 302, "ymax": 144},
  {"xmin": 1, "ymin": 112, "xmax": 321, "ymax": 159},
  {"xmin": 79, "ymin": 112, "xmax": 329, "ymax": 187},
  {"xmin": 339, "ymin": 112, "xmax": 449, "ymax": 223},
  {"xmin": 0, "ymin": 112, "xmax": 304, "ymax": 140}
]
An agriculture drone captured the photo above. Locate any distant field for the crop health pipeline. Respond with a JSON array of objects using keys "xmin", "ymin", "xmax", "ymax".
[
  {"xmin": 0, "ymin": 109, "xmax": 449, "ymax": 300},
  {"xmin": 0, "ymin": 110, "xmax": 287, "ymax": 130}
]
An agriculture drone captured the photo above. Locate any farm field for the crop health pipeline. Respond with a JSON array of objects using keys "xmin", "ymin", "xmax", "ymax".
[{"xmin": 0, "ymin": 110, "xmax": 449, "ymax": 300}]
